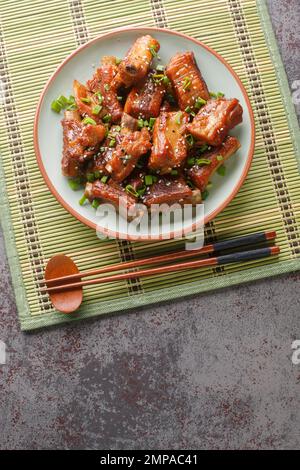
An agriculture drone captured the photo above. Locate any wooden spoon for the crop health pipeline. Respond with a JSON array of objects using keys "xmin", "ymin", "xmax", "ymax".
[{"xmin": 45, "ymin": 254, "xmax": 83, "ymax": 313}]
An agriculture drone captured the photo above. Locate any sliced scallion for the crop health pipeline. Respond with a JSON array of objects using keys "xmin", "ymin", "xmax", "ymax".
[
  {"xmin": 217, "ymin": 165, "xmax": 226, "ymax": 176},
  {"xmin": 195, "ymin": 97, "xmax": 207, "ymax": 108},
  {"xmin": 145, "ymin": 175, "xmax": 153, "ymax": 185},
  {"xmin": 51, "ymin": 100, "xmax": 62, "ymax": 113},
  {"xmin": 101, "ymin": 175, "xmax": 109, "ymax": 183},
  {"xmin": 82, "ymin": 117, "xmax": 97, "ymax": 125},
  {"xmin": 92, "ymin": 105, "xmax": 102, "ymax": 115},
  {"xmin": 102, "ymin": 114, "xmax": 111, "ymax": 123},
  {"xmin": 79, "ymin": 194, "xmax": 87, "ymax": 206}
]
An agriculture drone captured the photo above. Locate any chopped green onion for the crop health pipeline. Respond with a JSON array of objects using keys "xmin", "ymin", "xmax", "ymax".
[
  {"xmin": 206, "ymin": 182, "xmax": 213, "ymax": 190},
  {"xmin": 81, "ymin": 97, "xmax": 91, "ymax": 103},
  {"xmin": 185, "ymin": 106, "xmax": 192, "ymax": 113},
  {"xmin": 216, "ymin": 155, "xmax": 223, "ymax": 162},
  {"xmin": 198, "ymin": 144, "xmax": 209, "ymax": 153},
  {"xmin": 101, "ymin": 175, "xmax": 109, "ymax": 183},
  {"xmin": 162, "ymin": 76, "xmax": 170, "ymax": 86},
  {"xmin": 186, "ymin": 134, "xmax": 194, "ymax": 146},
  {"xmin": 217, "ymin": 165, "xmax": 226, "ymax": 176},
  {"xmin": 156, "ymin": 64, "xmax": 165, "ymax": 72},
  {"xmin": 57, "ymin": 95, "xmax": 69, "ymax": 107},
  {"xmin": 114, "ymin": 125, "xmax": 121, "ymax": 132},
  {"xmin": 217, "ymin": 91, "xmax": 224, "ymax": 97},
  {"xmin": 149, "ymin": 117, "xmax": 156, "ymax": 129},
  {"xmin": 166, "ymin": 93, "xmax": 176, "ymax": 105},
  {"xmin": 186, "ymin": 179, "xmax": 195, "ymax": 189},
  {"xmin": 102, "ymin": 114, "xmax": 111, "ymax": 123},
  {"xmin": 92, "ymin": 104, "xmax": 102, "ymax": 115},
  {"xmin": 117, "ymin": 96, "xmax": 123, "ymax": 101},
  {"xmin": 187, "ymin": 157, "xmax": 196, "ymax": 167},
  {"xmin": 202, "ymin": 189, "xmax": 209, "ymax": 200},
  {"xmin": 115, "ymin": 57, "xmax": 122, "ymax": 65},
  {"xmin": 66, "ymin": 104, "xmax": 77, "ymax": 111},
  {"xmin": 104, "ymin": 84, "xmax": 110, "ymax": 92},
  {"xmin": 171, "ymin": 169, "xmax": 178, "ymax": 176},
  {"xmin": 92, "ymin": 199, "xmax": 100, "ymax": 209},
  {"xmin": 68, "ymin": 178, "xmax": 81, "ymax": 191},
  {"xmin": 145, "ymin": 175, "xmax": 153, "ymax": 185},
  {"xmin": 175, "ymin": 111, "xmax": 182, "ymax": 125},
  {"xmin": 94, "ymin": 170, "xmax": 101, "ymax": 179},
  {"xmin": 100, "ymin": 147, "xmax": 106, "ymax": 152},
  {"xmin": 196, "ymin": 158, "xmax": 211, "ymax": 166},
  {"xmin": 125, "ymin": 184, "xmax": 139, "ymax": 197},
  {"xmin": 51, "ymin": 100, "xmax": 62, "ymax": 113},
  {"xmin": 182, "ymin": 77, "xmax": 192, "ymax": 90},
  {"xmin": 137, "ymin": 185, "xmax": 146, "ymax": 196},
  {"xmin": 209, "ymin": 91, "xmax": 217, "ymax": 98},
  {"xmin": 195, "ymin": 97, "xmax": 207, "ymax": 108},
  {"xmin": 86, "ymin": 172, "xmax": 95, "ymax": 182},
  {"xmin": 109, "ymin": 138, "xmax": 116, "ymax": 147},
  {"xmin": 152, "ymin": 175, "xmax": 158, "ymax": 183},
  {"xmin": 82, "ymin": 117, "xmax": 96, "ymax": 125},
  {"xmin": 143, "ymin": 120, "xmax": 149, "ymax": 127},
  {"xmin": 137, "ymin": 118, "xmax": 144, "ymax": 129},
  {"xmin": 152, "ymin": 73, "xmax": 164, "ymax": 80},
  {"xmin": 79, "ymin": 194, "xmax": 87, "ymax": 206},
  {"xmin": 68, "ymin": 95, "xmax": 75, "ymax": 104},
  {"xmin": 95, "ymin": 92, "xmax": 103, "ymax": 104},
  {"xmin": 149, "ymin": 45, "xmax": 158, "ymax": 57}
]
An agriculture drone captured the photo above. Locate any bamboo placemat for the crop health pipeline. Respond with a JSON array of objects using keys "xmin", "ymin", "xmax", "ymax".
[{"xmin": 0, "ymin": 0, "xmax": 300, "ymax": 330}]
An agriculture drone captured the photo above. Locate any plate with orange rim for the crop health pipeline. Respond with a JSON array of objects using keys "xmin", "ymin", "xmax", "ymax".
[{"xmin": 34, "ymin": 26, "xmax": 255, "ymax": 241}]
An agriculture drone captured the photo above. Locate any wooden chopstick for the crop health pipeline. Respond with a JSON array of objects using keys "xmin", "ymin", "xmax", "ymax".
[
  {"xmin": 43, "ymin": 245, "xmax": 280, "ymax": 294},
  {"xmin": 42, "ymin": 230, "xmax": 276, "ymax": 286}
]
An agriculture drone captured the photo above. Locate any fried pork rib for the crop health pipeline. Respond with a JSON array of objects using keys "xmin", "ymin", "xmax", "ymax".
[
  {"xmin": 148, "ymin": 111, "xmax": 189, "ymax": 174},
  {"xmin": 165, "ymin": 52, "xmax": 210, "ymax": 112},
  {"xmin": 85, "ymin": 180, "xmax": 139, "ymax": 215},
  {"xmin": 86, "ymin": 61, "xmax": 123, "ymax": 123},
  {"xmin": 61, "ymin": 110, "xmax": 106, "ymax": 177},
  {"xmin": 188, "ymin": 136, "xmax": 241, "ymax": 192},
  {"xmin": 117, "ymin": 35, "xmax": 160, "ymax": 87},
  {"xmin": 124, "ymin": 74, "xmax": 165, "ymax": 119},
  {"xmin": 105, "ymin": 127, "xmax": 151, "ymax": 182},
  {"xmin": 187, "ymin": 98, "xmax": 243, "ymax": 146},
  {"xmin": 142, "ymin": 176, "xmax": 195, "ymax": 207}
]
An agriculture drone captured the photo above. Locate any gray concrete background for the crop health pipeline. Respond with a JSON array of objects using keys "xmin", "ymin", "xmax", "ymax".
[{"xmin": 0, "ymin": 0, "xmax": 300, "ymax": 450}]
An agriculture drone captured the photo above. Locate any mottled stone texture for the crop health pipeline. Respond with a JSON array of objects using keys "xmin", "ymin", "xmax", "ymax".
[{"xmin": 0, "ymin": 0, "xmax": 300, "ymax": 450}]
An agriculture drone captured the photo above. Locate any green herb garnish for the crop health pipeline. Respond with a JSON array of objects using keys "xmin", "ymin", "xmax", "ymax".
[
  {"xmin": 171, "ymin": 169, "xmax": 178, "ymax": 176},
  {"xmin": 217, "ymin": 165, "xmax": 226, "ymax": 176},
  {"xmin": 92, "ymin": 199, "xmax": 100, "ymax": 209},
  {"xmin": 92, "ymin": 104, "xmax": 102, "ymax": 115},
  {"xmin": 109, "ymin": 138, "xmax": 116, "ymax": 147},
  {"xmin": 145, "ymin": 175, "xmax": 153, "ymax": 185},
  {"xmin": 149, "ymin": 45, "xmax": 158, "ymax": 57},
  {"xmin": 149, "ymin": 117, "xmax": 156, "ymax": 129},
  {"xmin": 95, "ymin": 92, "xmax": 103, "ymax": 104},
  {"xmin": 81, "ymin": 97, "xmax": 91, "ymax": 103},
  {"xmin": 196, "ymin": 158, "xmax": 211, "ymax": 166},
  {"xmin": 101, "ymin": 175, "xmax": 109, "ymax": 183},
  {"xmin": 102, "ymin": 114, "xmax": 112, "ymax": 123},
  {"xmin": 195, "ymin": 97, "xmax": 207, "ymax": 108},
  {"xmin": 175, "ymin": 111, "xmax": 182, "ymax": 125},
  {"xmin": 182, "ymin": 77, "xmax": 192, "ymax": 90},
  {"xmin": 68, "ymin": 178, "xmax": 82, "ymax": 191},
  {"xmin": 115, "ymin": 57, "xmax": 122, "ymax": 65},
  {"xmin": 82, "ymin": 117, "xmax": 97, "ymax": 125},
  {"xmin": 202, "ymin": 189, "xmax": 209, "ymax": 200},
  {"xmin": 125, "ymin": 185, "xmax": 139, "ymax": 198},
  {"xmin": 186, "ymin": 134, "xmax": 194, "ymax": 146},
  {"xmin": 51, "ymin": 100, "xmax": 62, "ymax": 113},
  {"xmin": 79, "ymin": 194, "xmax": 87, "ymax": 206},
  {"xmin": 216, "ymin": 155, "xmax": 223, "ymax": 162},
  {"xmin": 86, "ymin": 172, "xmax": 95, "ymax": 182},
  {"xmin": 104, "ymin": 84, "xmax": 110, "ymax": 92}
]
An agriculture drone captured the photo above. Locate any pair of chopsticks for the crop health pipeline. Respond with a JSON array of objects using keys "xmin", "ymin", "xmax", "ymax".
[{"xmin": 42, "ymin": 231, "xmax": 279, "ymax": 293}]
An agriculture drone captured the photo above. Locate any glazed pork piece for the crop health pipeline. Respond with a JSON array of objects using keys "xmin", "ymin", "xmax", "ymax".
[
  {"xmin": 86, "ymin": 60, "xmax": 123, "ymax": 123},
  {"xmin": 187, "ymin": 98, "xmax": 243, "ymax": 146},
  {"xmin": 105, "ymin": 127, "xmax": 151, "ymax": 182},
  {"xmin": 124, "ymin": 73, "xmax": 165, "ymax": 119},
  {"xmin": 148, "ymin": 111, "xmax": 189, "ymax": 174},
  {"xmin": 188, "ymin": 136, "xmax": 241, "ymax": 192},
  {"xmin": 142, "ymin": 176, "xmax": 195, "ymax": 207},
  {"xmin": 73, "ymin": 80, "xmax": 102, "ymax": 123},
  {"xmin": 85, "ymin": 179, "xmax": 139, "ymax": 216},
  {"xmin": 117, "ymin": 35, "xmax": 160, "ymax": 87},
  {"xmin": 61, "ymin": 110, "xmax": 106, "ymax": 177},
  {"xmin": 165, "ymin": 52, "xmax": 210, "ymax": 112}
]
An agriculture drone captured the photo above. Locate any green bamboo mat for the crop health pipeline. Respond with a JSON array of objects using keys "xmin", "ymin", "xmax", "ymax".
[{"xmin": 0, "ymin": 0, "xmax": 300, "ymax": 330}]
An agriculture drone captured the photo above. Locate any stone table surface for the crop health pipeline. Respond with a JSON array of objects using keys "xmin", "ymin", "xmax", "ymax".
[{"xmin": 0, "ymin": 0, "xmax": 300, "ymax": 451}]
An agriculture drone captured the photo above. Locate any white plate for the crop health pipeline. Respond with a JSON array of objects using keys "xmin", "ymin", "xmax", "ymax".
[{"xmin": 34, "ymin": 27, "xmax": 255, "ymax": 240}]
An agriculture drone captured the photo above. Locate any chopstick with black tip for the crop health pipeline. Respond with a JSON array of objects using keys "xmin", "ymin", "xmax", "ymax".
[
  {"xmin": 43, "ymin": 245, "xmax": 280, "ymax": 294},
  {"xmin": 42, "ymin": 230, "xmax": 276, "ymax": 287}
]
